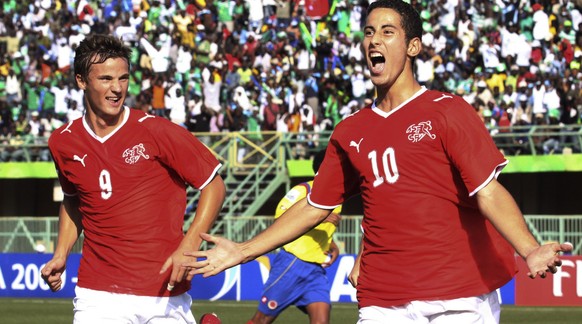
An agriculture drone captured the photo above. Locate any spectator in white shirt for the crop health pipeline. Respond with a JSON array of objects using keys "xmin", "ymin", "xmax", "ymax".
[
  {"xmin": 350, "ymin": 65, "xmax": 367, "ymax": 107},
  {"xmin": 203, "ymin": 71, "xmax": 222, "ymax": 114},
  {"xmin": 5, "ymin": 69, "xmax": 21, "ymax": 106},
  {"xmin": 51, "ymin": 80, "xmax": 70, "ymax": 117},
  {"xmin": 532, "ymin": 4, "xmax": 551, "ymax": 43},
  {"xmin": 167, "ymin": 86, "xmax": 187, "ymax": 127}
]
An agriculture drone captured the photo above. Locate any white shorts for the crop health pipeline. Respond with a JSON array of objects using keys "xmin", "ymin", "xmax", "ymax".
[
  {"xmin": 73, "ymin": 286, "xmax": 196, "ymax": 324},
  {"xmin": 358, "ymin": 290, "xmax": 500, "ymax": 324}
]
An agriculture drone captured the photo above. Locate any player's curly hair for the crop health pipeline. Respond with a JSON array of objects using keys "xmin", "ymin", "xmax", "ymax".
[
  {"xmin": 366, "ymin": 0, "xmax": 423, "ymax": 44},
  {"xmin": 74, "ymin": 34, "xmax": 132, "ymax": 82}
]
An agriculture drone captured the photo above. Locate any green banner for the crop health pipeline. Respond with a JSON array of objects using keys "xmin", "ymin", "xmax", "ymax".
[
  {"xmin": 287, "ymin": 160, "xmax": 315, "ymax": 177},
  {"xmin": 1, "ymin": 155, "xmax": 581, "ymax": 179},
  {"xmin": 287, "ymin": 154, "xmax": 582, "ymax": 177},
  {"xmin": 504, "ymin": 154, "xmax": 582, "ymax": 173},
  {"xmin": 0, "ymin": 162, "xmax": 57, "ymax": 179}
]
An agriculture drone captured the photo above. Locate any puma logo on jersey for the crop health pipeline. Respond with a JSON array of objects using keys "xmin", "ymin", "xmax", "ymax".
[
  {"xmin": 433, "ymin": 94, "xmax": 453, "ymax": 102},
  {"xmin": 406, "ymin": 121, "xmax": 436, "ymax": 143},
  {"xmin": 123, "ymin": 143, "xmax": 150, "ymax": 164},
  {"xmin": 350, "ymin": 138, "xmax": 363, "ymax": 153},
  {"xmin": 138, "ymin": 113, "xmax": 155, "ymax": 123},
  {"xmin": 61, "ymin": 121, "xmax": 74, "ymax": 134},
  {"xmin": 73, "ymin": 154, "xmax": 87, "ymax": 167}
]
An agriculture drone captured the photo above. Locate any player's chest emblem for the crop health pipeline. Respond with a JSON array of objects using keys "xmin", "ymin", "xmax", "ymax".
[
  {"xmin": 123, "ymin": 143, "xmax": 150, "ymax": 164},
  {"xmin": 406, "ymin": 121, "xmax": 436, "ymax": 143}
]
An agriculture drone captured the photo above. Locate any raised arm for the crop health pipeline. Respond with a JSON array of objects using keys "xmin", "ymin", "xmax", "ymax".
[
  {"xmin": 184, "ymin": 198, "xmax": 332, "ymax": 277},
  {"xmin": 476, "ymin": 178, "xmax": 573, "ymax": 278},
  {"xmin": 40, "ymin": 195, "xmax": 83, "ymax": 291}
]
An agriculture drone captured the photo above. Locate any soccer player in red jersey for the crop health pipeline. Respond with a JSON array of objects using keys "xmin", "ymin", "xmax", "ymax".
[
  {"xmin": 184, "ymin": 1, "xmax": 573, "ymax": 323},
  {"xmin": 40, "ymin": 34, "xmax": 226, "ymax": 323}
]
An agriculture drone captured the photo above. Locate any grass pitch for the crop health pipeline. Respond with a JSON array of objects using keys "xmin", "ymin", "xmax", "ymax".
[{"xmin": 0, "ymin": 298, "xmax": 580, "ymax": 323}]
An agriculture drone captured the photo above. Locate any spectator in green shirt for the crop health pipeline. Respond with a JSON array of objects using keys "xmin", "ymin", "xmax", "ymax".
[{"xmin": 216, "ymin": 0, "xmax": 235, "ymax": 32}]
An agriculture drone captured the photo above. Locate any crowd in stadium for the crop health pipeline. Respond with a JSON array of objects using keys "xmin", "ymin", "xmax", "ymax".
[{"xmin": 0, "ymin": 0, "xmax": 581, "ymax": 161}]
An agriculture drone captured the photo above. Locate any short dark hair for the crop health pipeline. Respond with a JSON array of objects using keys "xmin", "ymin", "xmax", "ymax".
[
  {"xmin": 366, "ymin": 0, "xmax": 423, "ymax": 44},
  {"xmin": 74, "ymin": 34, "xmax": 131, "ymax": 82}
]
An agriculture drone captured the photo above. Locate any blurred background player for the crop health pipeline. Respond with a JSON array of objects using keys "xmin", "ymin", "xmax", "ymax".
[
  {"xmin": 248, "ymin": 148, "xmax": 341, "ymax": 324},
  {"xmin": 40, "ymin": 34, "xmax": 226, "ymax": 323}
]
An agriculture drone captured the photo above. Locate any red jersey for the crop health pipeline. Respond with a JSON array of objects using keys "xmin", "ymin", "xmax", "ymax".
[
  {"xmin": 308, "ymin": 88, "xmax": 517, "ymax": 308},
  {"xmin": 49, "ymin": 107, "xmax": 221, "ymax": 297}
]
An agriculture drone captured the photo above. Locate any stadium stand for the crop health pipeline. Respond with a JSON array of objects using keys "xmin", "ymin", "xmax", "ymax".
[{"xmin": 0, "ymin": 0, "xmax": 580, "ymax": 162}]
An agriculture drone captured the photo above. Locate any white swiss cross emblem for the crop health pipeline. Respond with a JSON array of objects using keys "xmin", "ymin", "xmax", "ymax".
[
  {"xmin": 123, "ymin": 143, "xmax": 150, "ymax": 164},
  {"xmin": 406, "ymin": 121, "xmax": 436, "ymax": 143}
]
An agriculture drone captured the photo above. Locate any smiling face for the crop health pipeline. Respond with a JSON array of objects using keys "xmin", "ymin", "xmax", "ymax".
[
  {"xmin": 76, "ymin": 57, "xmax": 129, "ymax": 122},
  {"xmin": 363, "ymin": 7, "xmax": 420, "ymax": 90}
]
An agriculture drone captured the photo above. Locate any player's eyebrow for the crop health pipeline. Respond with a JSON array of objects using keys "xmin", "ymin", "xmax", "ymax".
[
  {"xmin": 364, "ymin": 23, "xmax": 399, "ymax": 33},
  {"xmin": 96, "ymin": 72, "xmax": 130, "ymax": 79}
]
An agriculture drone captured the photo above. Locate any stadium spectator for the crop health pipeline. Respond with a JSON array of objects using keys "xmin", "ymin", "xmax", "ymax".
[
  {"xmin": 66, "ymin": 100, "xmax": 83, "ymax": 122},
  {"xmin": 40, "ymin": 34, "xmax": 226, "ymax": 323},
  {"xmin": 5, "ymin": 69, "xmax": 21, "ymax": 107},
  {"xmin": 0, "ymin": 122, "xmax": 48, "ymax": 161},
  {"xmin": 183, "ymin": 2, "xmax": 574, "ymax": 324},
  {"xmin": 39, "ymin": 111, "xmax": 64, "ymax": 138},
  {"xmin": 350, "ymin": 65, "xmax": 367, "ymax": 107},
  {"xmin": 0, "ymin": 0, "xmax": 578, "ymax": 161},
  {"xmin": 532, "ymin": 80, "xmax": 548, "ymax": 122},
  {"xmin": 167, "ymin": 85, "xmax": 188, "ymax": 127},
  {"xmin": 203, "ymin": 68, "xmax": 222, "ymax": 113},
  {"xmin": 27, "ymin": 111, "xmax": 42, "ymax": 136},
  {"xmin": 150, "ymin": 74, "xmax": 167, "ymax": 117},
  {"xmin": 50, "ymin": 80, "xmax": 70, "ymax": 119}
]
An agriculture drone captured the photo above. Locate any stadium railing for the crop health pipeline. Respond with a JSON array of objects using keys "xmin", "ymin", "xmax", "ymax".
[
  {"xmin": 1, "ymin": 215, "xmax": 580, "ymax": 255},
  {"xmin": 1, "ymin": 124, "xmax": 581, "ymax": 163}
]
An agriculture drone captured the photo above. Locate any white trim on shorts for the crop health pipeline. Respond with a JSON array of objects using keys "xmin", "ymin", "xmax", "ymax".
[
  {"xmin": 73, "ymin": 286, "xmax": 196, "ymax": 324},
  {"xmin": 358, "ymin": 290, "xmax": 501, "ymax": 323}
]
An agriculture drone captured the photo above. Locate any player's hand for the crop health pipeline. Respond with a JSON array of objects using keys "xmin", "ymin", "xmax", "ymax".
[
  {"xmin": 525, "ymin": 242, "xmax": 573, "ymax": 279},
  {"xmin": 182, "ymin": 233, "xmax": 245, "ymax": 278},
  {"xmin": 348, "ymin": 264, "xmax": 360, "ymax": 288},
  {"xmin": 40, "ymin": 256, "xmax": 67, "ymax": 292},
  {"xmin": 323, "ymin": 212, "xmax": 341, "ymax": 226},
  {"xmin": 322, "ymin": 241, "xmax": 339, "ymax": 268},
  {"xmin": 160, "ymin": 246, "xmax": 197, "ymax": 291}
]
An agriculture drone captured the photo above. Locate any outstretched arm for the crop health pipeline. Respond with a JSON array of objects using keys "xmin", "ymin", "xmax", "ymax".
[
  {"xmin": 40, "ymin": 195, "xmax": 83, "ymax": 291},
  {"xmin": 161, "ymin": 175, "xmax": 226, "ymax": 289},
  {"xmin": 184, "ymin": 198, "xmax": 332, "ymax": 277},
  {"xmin": 476, "ymin": 179, "xmax": 573, "ymax": 278}
]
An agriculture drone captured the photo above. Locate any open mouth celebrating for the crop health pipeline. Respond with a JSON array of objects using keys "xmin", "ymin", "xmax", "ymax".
[{"xmin": 369, "ymin": 52, "xmax": 386, "ymax": 74}]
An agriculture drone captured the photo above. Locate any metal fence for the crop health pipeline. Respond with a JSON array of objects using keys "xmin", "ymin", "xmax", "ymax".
[
  {"xmin": 1, "ymin": 215, "xmax": 580, "ymax": 255},
  {"xmin": 1, "ymin": 125, "xmax": 582, "ymax": 163}
]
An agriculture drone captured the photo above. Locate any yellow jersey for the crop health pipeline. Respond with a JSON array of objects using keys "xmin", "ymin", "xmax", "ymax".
[{"xmin": 275, "ymin": 181, "xmax": 342, "ymax": 264}]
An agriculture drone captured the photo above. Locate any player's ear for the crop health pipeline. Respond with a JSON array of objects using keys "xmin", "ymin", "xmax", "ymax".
[
  {"xmin": 75, "ymin": 74, "xmax": 86, "ymax": 90},
  {"xmin": 407, "ymin": 37, "xmax": 422, "ymax": 58}
]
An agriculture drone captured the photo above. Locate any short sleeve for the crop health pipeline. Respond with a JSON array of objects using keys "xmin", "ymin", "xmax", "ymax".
[
  {"xmin": 308, "ymin": 136, "xmax": 360, "ymax": 209},
  {"xmin": 152, "ymin": 119, "xmax": 221, "ymax": 189},
  {"xmin": 441, "ymin": 99, "xmax": 507, "ymax": 195}
]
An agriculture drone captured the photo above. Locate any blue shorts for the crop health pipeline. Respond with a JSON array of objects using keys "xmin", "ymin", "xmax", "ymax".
[{"xmin": 257, "ymin": 249, "xmax": 330, "ymax": 316}]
